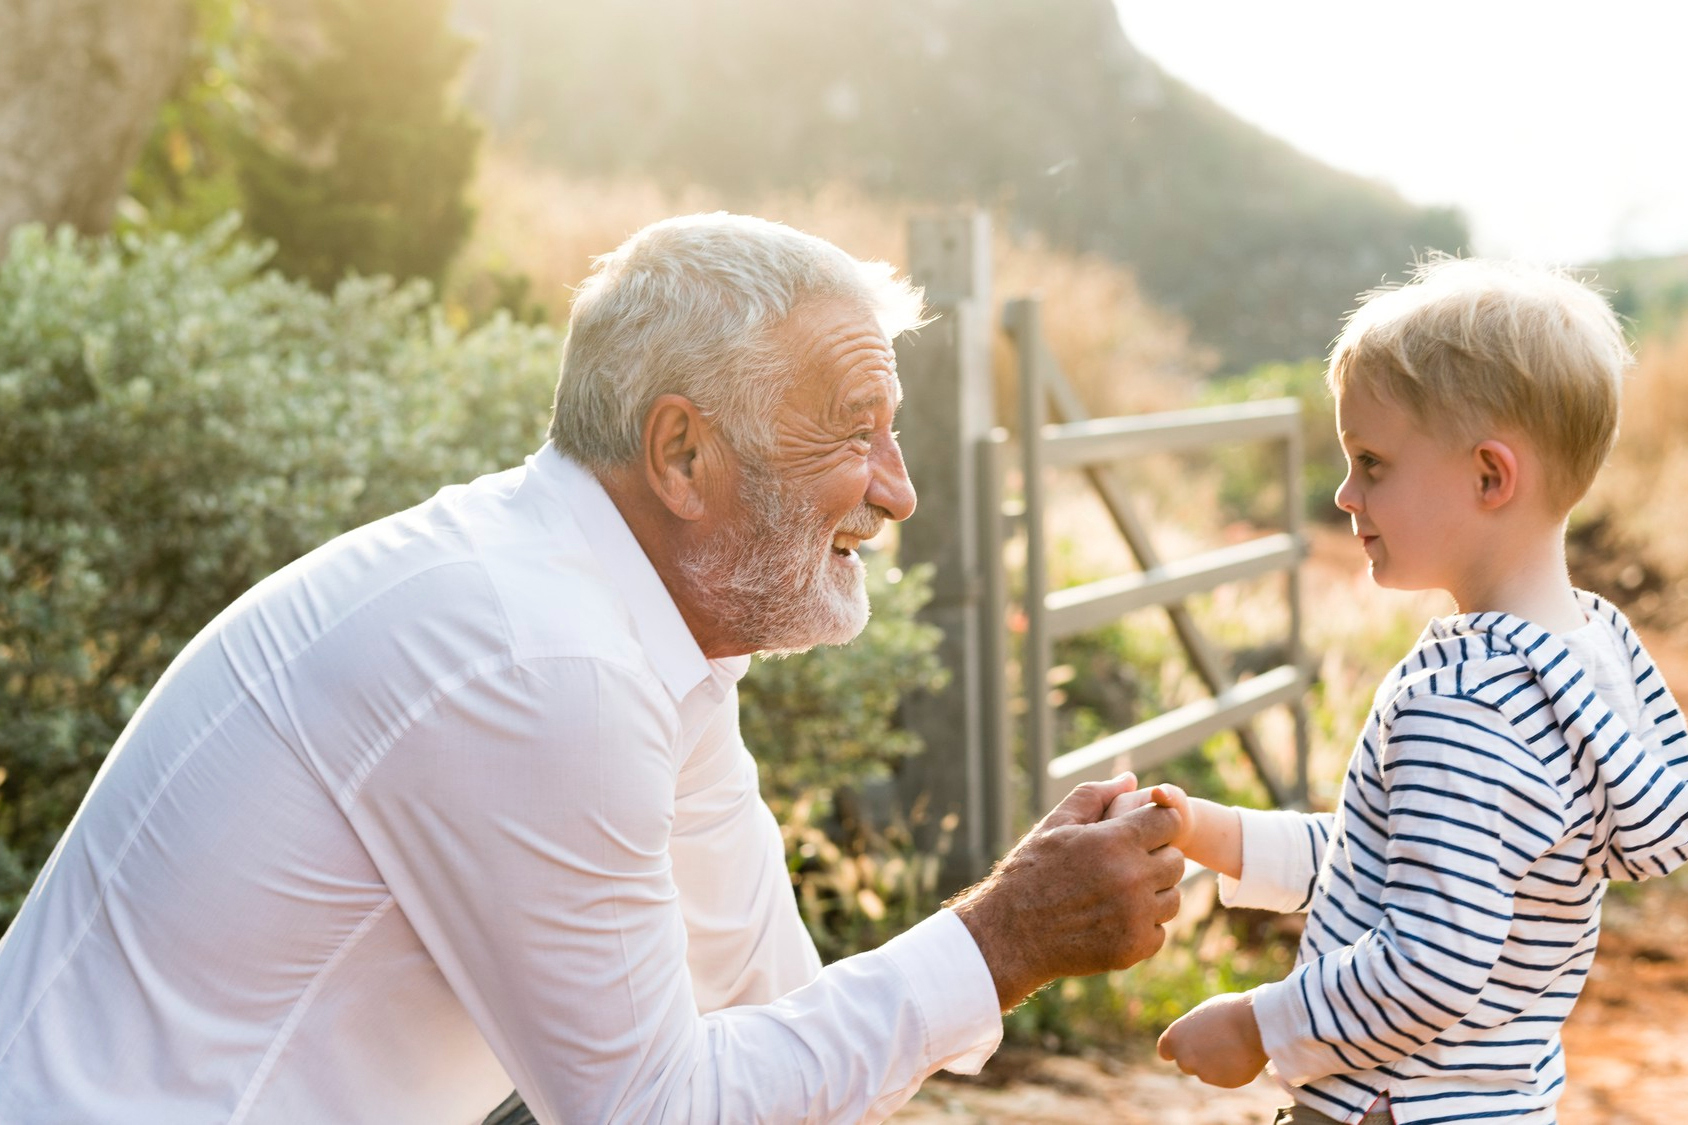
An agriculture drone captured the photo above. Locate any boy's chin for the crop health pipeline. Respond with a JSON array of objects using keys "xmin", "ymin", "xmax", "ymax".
[{"xmin": 1367, "ymin": 565, "xmax": 1436, "ymax": 594}]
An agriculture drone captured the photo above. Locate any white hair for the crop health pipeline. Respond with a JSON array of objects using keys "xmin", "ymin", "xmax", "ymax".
[{"xmin": 548, "ymin": 212, "xmax": 928, "ymax": 471}]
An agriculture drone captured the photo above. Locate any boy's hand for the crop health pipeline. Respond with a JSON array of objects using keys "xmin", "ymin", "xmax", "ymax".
[
  {"xmin": 1106, "ymin": 783, "xmax": 1193, "ymax": 850},
  {"xmin": 1108, "ymin": 783, "xmax": 1242, "ymax": 880},
  {"xmin": 1158, "ymin": 991, "xmax": 1267, "ymax": 1088}
]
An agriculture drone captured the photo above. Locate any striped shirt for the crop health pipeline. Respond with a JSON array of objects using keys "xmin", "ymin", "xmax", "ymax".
[{"xmin": 1226, "ymin": 591, "xmax": 1688, "ymax": 1124}]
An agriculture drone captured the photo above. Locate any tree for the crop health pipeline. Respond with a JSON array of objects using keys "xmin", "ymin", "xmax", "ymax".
[
  {"xmin": 124, "ymin": 0, "xmax": 253, "ymax": 235},
  {"xmin": 0, "ymin": 0, "xmax": 194, "ymax": 243},
  {"xmin": 238, "ymin": 0, "xmax": 481, "ymax": 290}
]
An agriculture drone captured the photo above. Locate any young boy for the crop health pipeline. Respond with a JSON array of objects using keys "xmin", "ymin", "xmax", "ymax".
[{"xmin": 1119, "ymin": 258, "xmax": 1688, "ymax": 1123}]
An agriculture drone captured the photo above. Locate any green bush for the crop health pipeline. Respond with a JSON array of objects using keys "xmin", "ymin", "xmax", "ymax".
[
  {"xmin": 742, "ymin": 557, "xmax": 950, "ymax": 960},
  {"xmin": 0, "ymin": 220, "xmax": 560, "ymax": 924},
  {"xmin": 238, "ymin": 0, "xmax": 481, "ymax": 291},
  {"xmin": 741, "ymin": 559, "xmax": 947, "ymax": 813},
  {"xmin": 0, "ymin": 222, "xmax": 950, "ymax": 939}
]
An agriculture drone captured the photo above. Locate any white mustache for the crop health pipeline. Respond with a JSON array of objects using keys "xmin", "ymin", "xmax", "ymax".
[{"xmin": 835, "ymin": 508, "xmax": 884, "ymax": 541}]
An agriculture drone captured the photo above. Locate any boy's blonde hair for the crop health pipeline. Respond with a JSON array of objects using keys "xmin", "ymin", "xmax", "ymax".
[{"xmin": 1328, "ymin": 256, "xmax": 1632, "ymax": 513}]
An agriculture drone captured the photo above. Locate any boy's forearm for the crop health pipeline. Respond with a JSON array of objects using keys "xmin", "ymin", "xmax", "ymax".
[{"xmin": 1184, "ymin": 798, "xmax": 1243, "ymax": 879}]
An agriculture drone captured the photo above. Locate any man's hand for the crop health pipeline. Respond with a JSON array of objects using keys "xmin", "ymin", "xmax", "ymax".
[
  {"xmin": 1106, "ymin": 782, "xmax": 1243, "ymax": 880},
  {"xmin": 1158, "ymin": 991, "xmax": 1267, "ymax": 1087},
  {"xmin": 947, "ymin": 774, "xmax": 1184, "ymax": 1011}
]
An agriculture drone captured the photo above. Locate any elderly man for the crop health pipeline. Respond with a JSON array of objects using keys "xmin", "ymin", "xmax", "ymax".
[{"xmin": 0, "ymin": 214, "xmax": 1183, "ymax": 1123}]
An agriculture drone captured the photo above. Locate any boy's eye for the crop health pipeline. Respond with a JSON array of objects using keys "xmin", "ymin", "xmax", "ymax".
[{"xmin": 1354, "ymin": 452, "xmax": 1381, "ymax": 470}]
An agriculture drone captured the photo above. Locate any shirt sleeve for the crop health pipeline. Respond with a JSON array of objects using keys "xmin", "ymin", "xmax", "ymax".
[
  {"xmin": 1216, "ymin": 807, "xmax": 1334, "ymax": 914},
  {"xmin": 1250, "ymin": 694, "xmax": 1568, "ymax": 1085},
  {"xmin": 347, "ymin": 656, "xmax": 1001, "ymax": 1124},
  {"xmin": 668, "ymin": 686, "xmax": 822, "ymax": 1012}
]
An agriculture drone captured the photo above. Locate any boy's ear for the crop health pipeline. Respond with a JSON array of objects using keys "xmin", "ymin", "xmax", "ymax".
[
  {"xmin": 1472, "ymin": 439, "xmax": 1519, "ymax": 510},
  {"xmin": 642, "ymin": 393, "xmax": 716, "ymax": 522}
]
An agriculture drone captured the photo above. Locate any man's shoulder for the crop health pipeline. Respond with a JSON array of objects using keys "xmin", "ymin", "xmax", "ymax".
[{"xmin": 227, "ymin": 468, "xmax": 650, "ymax": 682}]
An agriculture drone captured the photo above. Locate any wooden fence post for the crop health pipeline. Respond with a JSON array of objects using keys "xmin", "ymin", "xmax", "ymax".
[{"xmin": 895, "ymin": 211, "xmax": 996, "ymax": 891}]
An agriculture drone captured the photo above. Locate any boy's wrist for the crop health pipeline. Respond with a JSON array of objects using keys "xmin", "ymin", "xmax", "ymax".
[{"xmin": 1182, "ymin": 798, "xmax": 1244, "ymax": 879}]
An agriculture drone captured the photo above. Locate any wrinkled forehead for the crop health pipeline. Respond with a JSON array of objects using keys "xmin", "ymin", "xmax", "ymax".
[{"xmin": 776, "ymin": 298, "xmax": 901, "ymax": 406}]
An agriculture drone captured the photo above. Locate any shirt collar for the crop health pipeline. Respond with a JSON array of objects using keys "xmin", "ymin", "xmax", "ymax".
[{"xmin": 528, "ymin": 444, "xmax": 751, "ymax": 703}]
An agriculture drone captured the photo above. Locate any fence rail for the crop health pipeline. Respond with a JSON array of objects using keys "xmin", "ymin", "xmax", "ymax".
[{"xmin": 1001, "ymin": 295, "xmax": 1311, "ymax": 821}]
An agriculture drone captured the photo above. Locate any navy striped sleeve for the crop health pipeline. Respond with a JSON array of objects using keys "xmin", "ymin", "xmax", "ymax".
[{"xmin": 1254, "ymin": 693, "xmax": 1567, "ymax": 1084}]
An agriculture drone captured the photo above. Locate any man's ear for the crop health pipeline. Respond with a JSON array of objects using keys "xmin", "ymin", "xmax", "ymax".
[
  {"xmin": 1472, "ymin": 439, "xmax": 1519, "ymax": 510},
  {"xmin": 642, "ymin": 393, "xmax": 714, "ymax": 521}
]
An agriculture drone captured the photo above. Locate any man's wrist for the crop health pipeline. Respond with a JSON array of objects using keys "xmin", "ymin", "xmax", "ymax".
[{"xmin": 948, "ymin": 884, "xmax": 1036, "ymax": 1011}]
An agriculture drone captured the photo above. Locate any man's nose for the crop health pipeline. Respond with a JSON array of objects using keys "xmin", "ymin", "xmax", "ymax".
[{"xmin": 868, "ymin": 437, "xmax": 917, "ymax": 522}]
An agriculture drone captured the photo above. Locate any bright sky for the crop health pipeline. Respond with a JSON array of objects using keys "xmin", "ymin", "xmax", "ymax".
[{"xmin": 1114, "ymin": 1, "xmax": 1688, "ymax": 264}]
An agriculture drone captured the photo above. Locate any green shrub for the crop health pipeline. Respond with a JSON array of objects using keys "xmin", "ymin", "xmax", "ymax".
[
  {"xmin": 238, "ymin": 0, "xmax": 481, "ymax": 291},
  {"xmin": 741, "ymin": 559, "xmax": 947, "ymax": 813},
  {"xmin": 1004, "ymin": 906, "xmax": 1298, "ymax": 1049},
  {"xmin": 0, "ymin": 220, "xmax": 559, "ymax": 924},
  {"xmin": 742, "ymin": 557, "xmax": 952, "ymax": 960}
]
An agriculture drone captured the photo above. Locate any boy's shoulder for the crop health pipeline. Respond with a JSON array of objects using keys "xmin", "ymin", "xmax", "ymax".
[
  {"xmin": 1371, "ymin": 590, "xmax": 1651, "ymax": 730},
  {"xmin": 1372, "ymin": 616, "xmax": 1528, "ymax": 710}
]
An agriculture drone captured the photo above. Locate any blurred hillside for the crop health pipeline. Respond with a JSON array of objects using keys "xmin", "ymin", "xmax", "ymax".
[
  {"xmin": 453, "ymin": 0, "xmax": 1468, "ymax": 371},
  {"xmin": 1593, "ymin": 251, "xmax": 1688, "ymax": 337}
]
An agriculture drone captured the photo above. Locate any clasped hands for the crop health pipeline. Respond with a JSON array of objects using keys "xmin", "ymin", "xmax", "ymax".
[
  {"xmin": 947, "ymin": 773, "xmax": 1185, "ymax": 1011},
  {"xmin": 948, "ymin": 773, "xmax": 1266, "ymax": 1087},
  {"xmin": 1107, "ymin": 782, "xmax": 1269, "ymax": 1089}
]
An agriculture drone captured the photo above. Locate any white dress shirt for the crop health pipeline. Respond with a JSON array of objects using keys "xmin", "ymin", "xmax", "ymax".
[{"xmin": 0, "ymin": 445, "xmax": 1002, "ymax": 1123}]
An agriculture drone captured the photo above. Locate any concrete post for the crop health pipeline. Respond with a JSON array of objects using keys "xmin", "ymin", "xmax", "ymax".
[{"xmin": 894, "ymin": 212, "xmax": 996, "ymax": 890}]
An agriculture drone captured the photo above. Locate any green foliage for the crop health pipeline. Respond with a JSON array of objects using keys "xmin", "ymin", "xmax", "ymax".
[
  {"xmin": 239, "ymin": 0, "xmax": 481, "ymax": 290},
  {"xmin": 1202, "ymin": 360, "xmax": 1346, "ymax": 526},
  {"xmin": 780, "ymin": 791, "xmax": 953, "ymax": 965},
  {"xmin": 1050, "ymin": 617, "xmax": 1171, "ymax": 758},
  {"xmin": 0, "ymin": 220, "xmax": 560, "ymax": 925},
  {"xmin": 1004, "ymin": 909, "xmax": 1297, "ymax": 1048},
  {"xmin": 1593, "ymin": 253, "xmax": 1688, "ymax": 340},
  {"xmin": 741, "ymin": 557, "xmax": 954, "ymax": 960},
  {"xmin": 741, "ymin": 559, "xmax": 948, "ymax": 813},
  {"xmin": 124, "ymin": 0, "xmax": 252, "ymax": 234}
]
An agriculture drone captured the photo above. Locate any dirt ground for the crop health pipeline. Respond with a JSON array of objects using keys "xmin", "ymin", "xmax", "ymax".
[{"xmin": 895, "ymin": 528, "xmax": 1688, "ymax": 1123}]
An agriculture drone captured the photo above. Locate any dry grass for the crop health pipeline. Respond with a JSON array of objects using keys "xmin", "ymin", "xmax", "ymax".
[
  {"xmin": 452, "ymin": 147, "xmax": 1211, "ymax": 424},
  {"xmin": 452, "ymin": 147, "xmax": 1688, "ymax": 800},
  {"xmin": 1586, "ymin": 322, "xmax": 1688, "ymax": 577}
]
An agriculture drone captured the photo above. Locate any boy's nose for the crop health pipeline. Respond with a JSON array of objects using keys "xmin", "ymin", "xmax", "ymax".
[{"xmin": 1334, "ymin": 471, "xmax": 1361, "ymax": 515}]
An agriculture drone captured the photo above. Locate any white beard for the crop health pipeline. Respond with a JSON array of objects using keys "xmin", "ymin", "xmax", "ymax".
[{"xmin": 678, "ymin": 458, "xmax": 876, "ymax": 655}]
